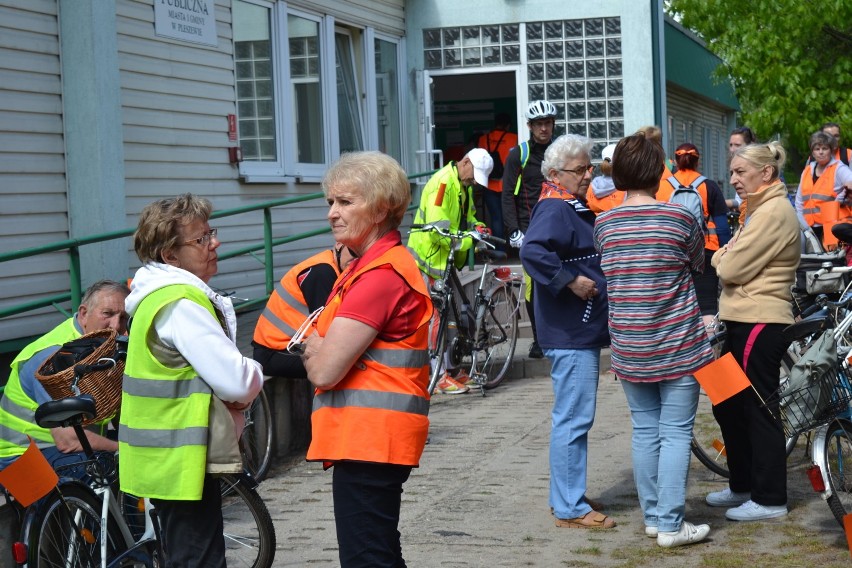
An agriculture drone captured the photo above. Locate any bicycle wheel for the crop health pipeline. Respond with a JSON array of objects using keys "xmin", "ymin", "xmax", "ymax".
[
  {"xmin": 220, "ymin": 474, "xmax": 276, "ymax": 568},
  {"xmin": 27, "ymin": 483, "xmax": 124, "ymax": 568},
  {"xmin": 822, "ymin": 418, "xmax": 852, "ymax": 527},
  {"xmin": 473, "ymin": 283, "xmax": 519, "ymax": 390},
  {"xmin": 427, "ymin": 303, "xmax": 450, "ymax": 395},
  {"xmin": 241, "ymin": 389, "xmax": 274, "ymax": 481}
]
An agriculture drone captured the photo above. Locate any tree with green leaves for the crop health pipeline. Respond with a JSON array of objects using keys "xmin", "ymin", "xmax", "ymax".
[{"xmin": 667, "ymin": 0, "xmax": 852, "ymax": 163}]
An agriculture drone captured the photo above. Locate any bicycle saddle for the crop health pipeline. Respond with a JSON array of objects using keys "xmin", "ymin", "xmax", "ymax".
[
  {"xmin": 35, "ymin": 394, "xmax": 97, "ymax": 428},
  {"xmin": 782, "ymin": 308, "xmax": 829, "ymax": 343},
  {"xmin": 832, "ymin": 222, "xmax": 852, "ymax": 244}
]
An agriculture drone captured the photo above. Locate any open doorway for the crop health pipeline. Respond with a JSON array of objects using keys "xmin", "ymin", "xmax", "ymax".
[{"xmin": 430, "ymin": 71, "xmax": 518, "ymax": 167}]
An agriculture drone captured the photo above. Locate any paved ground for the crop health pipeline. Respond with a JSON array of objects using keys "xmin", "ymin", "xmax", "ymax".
[{"xmin": 254, "ymin": 352, "xmax": 852, "ymax": 568}]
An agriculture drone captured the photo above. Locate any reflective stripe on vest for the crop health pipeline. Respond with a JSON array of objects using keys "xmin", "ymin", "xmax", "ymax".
[
  {"xmin": 0, "ymin": 318, "xmax": 80, "ymax": 456},
  {"xmin": 314, "ymin": 389, "xmax": 430, "ymax": 416},
  {"xmin": 253, "ymin": 249, "xmax": 339, "ymax": 350},
  {"xmin": 119, "ymin": 284, "xmax": 216, "ymax": 501},
  {"xmin": 306, "ymin": 246, "xmax": 432, "ymax": 466}
]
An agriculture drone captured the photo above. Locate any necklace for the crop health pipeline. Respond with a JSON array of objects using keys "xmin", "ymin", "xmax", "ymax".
[{"xmin": 625, "ymin": 192, "xmax": 648, "ymax": 201}]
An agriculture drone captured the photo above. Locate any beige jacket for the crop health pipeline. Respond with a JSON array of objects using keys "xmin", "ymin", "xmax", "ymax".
[{"xmin": 712, "ymin": 181, "xmax": 801, "ymax": 324}]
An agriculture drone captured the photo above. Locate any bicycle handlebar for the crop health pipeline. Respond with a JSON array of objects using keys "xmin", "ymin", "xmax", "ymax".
[{"xmin": 410, "ymin": 223, "xmax": 505, "ymax": 248}]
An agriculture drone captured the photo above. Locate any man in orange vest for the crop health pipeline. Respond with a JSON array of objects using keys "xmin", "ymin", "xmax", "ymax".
[
  {"xmin": 252, "ymin": 242, "xmax": 354, "ymax": 376},
  {"xmin": 478, "ymin": 112, "xmax": 518, "ymax": 242},
  {"xmin": 822, "ymin": 122, "xmax": 852, "ymax": 166}
]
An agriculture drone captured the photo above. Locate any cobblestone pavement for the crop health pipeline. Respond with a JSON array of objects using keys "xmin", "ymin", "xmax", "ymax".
[{"xmin": 254, "ymin": 366, "xmax": 852, "ymax": 567}]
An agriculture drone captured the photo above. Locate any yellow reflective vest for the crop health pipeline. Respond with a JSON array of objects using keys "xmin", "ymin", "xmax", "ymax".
[
  {"xmin": 118, "ymin": 285, "xmax": 216, "ymax": 501},
  {"xmin": 306, "ymin": 245, "xmax": 432, "ymax": 466},
  {"xmin": 0, "ymin": 318, "xmax": 81, "ymax": 458},
  {"xmin": 407, "ymin": 162, "xmax": 482, "ymax": 280}
]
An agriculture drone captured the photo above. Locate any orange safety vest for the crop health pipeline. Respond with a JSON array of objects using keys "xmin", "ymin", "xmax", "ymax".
[
  {"xmin": 478, "ymin": 129, "xmax": 518, "ymax": 193},
  {"xmin": 656, "ymin": 170, "xmax": 720, "ymax": 251},
  {"xmin": 799, "ymin": 162, "xmax": 841, "ymax": 227},
  {"xmin": 306, "ymin": 246, "xmax": 432, "ymax": 467},
  {"xmin": 253, "ymin": 249, "xmax": 339, "ymax": 350},
  {"xmin": 586, "ymin": 190, "xmax": 624, "ymax": 214}
]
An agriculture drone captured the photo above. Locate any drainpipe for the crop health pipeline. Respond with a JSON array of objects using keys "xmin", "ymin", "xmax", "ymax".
[{"xmin": 651, "ymin": 0, "xmax": 665, "ymax": 140}]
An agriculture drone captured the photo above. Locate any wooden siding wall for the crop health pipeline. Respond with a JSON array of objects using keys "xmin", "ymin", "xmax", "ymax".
[
  {"xmin": 117, "ymin": 0, "xmax": 338, "ymax": 301},
  {"xmin": 667, "ymin": 86, "xmax": 732, "ymax": 194},
  {"xmin": 0, "ymin": 0, "xmax": 70, "ymax": 340}
]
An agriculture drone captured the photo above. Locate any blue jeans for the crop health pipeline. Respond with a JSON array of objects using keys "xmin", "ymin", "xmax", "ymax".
[
  {"xmin": 620, "ymin": 376, "xmax": 699, "ymax": 532},
  {"xmin": 545, "ymin": 348, "xmax": 600, "ymax": 519}
]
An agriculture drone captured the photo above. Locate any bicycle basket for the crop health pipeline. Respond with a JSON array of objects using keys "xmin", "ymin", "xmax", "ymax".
[
  {"xmin": 768, "ymin": 334, "xmax": 852, "ymax": 437},
  {"xmin": 35, "ymin": 328, "xmax": 125, "ymax": 425}
]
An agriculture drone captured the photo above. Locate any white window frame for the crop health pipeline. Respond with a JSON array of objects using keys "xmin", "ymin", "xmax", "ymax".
[{"xmin": 235, "ymin": 1, "xmax": 406, "ymax": 184}]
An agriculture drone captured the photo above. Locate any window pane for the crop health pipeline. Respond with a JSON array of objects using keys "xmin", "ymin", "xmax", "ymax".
[
  {"xmin": 233, "ymin": 0, "xmax": 276, "ymax": 162},
  {"xmin": 336, "ymin": 32, "xmax": 364, "ymax": 154},
  {"xmin": 289, "ymin": 14, "xmax": 324, "ymax": 163},
  {"xmin": 374, "ymin": 38, "xmax": 401, "ymax": 162}
]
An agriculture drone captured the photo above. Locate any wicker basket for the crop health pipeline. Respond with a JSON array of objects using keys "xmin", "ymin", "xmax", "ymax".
[
  {"xmin": 770, "ymin": 364, "xmax": 852, "ymax": 438},
  {"xmin": 35, "ymin": 329, "xmax": 124, "ymax": 425}
]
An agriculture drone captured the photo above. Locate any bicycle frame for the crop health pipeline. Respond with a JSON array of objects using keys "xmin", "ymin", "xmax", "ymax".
[{"xmin": 411, "ymin": 223, "xmax": 521, "ymax": 395}]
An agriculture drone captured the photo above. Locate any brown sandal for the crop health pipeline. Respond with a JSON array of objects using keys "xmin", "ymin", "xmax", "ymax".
[{"xmin": 555, "ymin": 510, "xmax": 617, "ymax": 529}]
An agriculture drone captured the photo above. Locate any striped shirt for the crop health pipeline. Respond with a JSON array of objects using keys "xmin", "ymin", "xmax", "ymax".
[{"xmin": 593, "ymin": 203, "xmax": 713, "ymax": 382}]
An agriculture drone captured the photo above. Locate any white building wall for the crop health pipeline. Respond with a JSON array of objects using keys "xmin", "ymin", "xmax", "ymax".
[{"xmin": 0, "ymin": 0, "xmax": 407, "ymax": 347}]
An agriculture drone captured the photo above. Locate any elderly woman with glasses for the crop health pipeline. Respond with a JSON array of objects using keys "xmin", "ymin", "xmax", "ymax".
[
  {"xmin": 119, "ymin": 193, "xmax": 264, "ymax": 567},
  {"xmin": 519, "ymin": 134, "xmax": 613, "ymax": 529},
  {"xmin": 300, "ymin": 151, "xmax": 432, "ymax": 567}
]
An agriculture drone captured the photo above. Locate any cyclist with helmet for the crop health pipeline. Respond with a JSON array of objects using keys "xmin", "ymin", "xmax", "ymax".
[{"xmin": 502, "ymin": 100, "xmax": 557, "ymax": 359}]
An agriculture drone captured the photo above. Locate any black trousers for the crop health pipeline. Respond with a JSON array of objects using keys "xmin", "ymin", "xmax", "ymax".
[
  {"xmin": 151, "ymin": 474, "xmax": 226, "ymax": 568},
  {"xmin": 713, "ymin": 321, "xmax": 788, "ymax": 506},
  {"xmin": 332, "ymin": 461, "xmax": 412, "ymax": 568}
]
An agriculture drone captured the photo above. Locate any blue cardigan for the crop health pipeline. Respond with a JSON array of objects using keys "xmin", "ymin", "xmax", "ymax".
[{"xmin": 519, "ymin": 194, "xmax": 610, "ymax": 350}]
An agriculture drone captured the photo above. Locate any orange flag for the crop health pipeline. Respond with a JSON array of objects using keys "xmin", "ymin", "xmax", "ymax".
[
  {"xmin": 0, "ymin": 437, "xmax": 58, "ymax": 507},
  {"xmin": 694, "ymin": 353, "xmax": 752, "ymax": 406},
  {"xmin": 845, "ymin": 514, "xmax": 852, "ymax": 559}
]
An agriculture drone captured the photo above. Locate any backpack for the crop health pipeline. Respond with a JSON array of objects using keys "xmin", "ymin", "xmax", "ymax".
[
  {"xmin": 485, "ymin": 131, "xmax": 508, "ymax": 180},
  {"xmin": 513, "ymin": 141, "xmax": 531, "ymax": 195},
  {"xmin": 666, "ymin": 175, "xmax": 708, "ymax": 234}
]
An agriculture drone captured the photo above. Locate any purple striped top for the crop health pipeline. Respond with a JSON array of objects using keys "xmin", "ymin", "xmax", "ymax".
[{"xmin": 593, "ymin": 203, "xmax": 713, "ymax": 382}]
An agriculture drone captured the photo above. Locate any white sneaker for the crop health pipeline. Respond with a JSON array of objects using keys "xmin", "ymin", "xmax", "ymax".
[
  {"xmin": 644, "ymin": 526, "xmax": 658, "ymax": 538},
  {"xmin": 705, "ymin": 488, "xmax": 751, "ymax": 507},
  {"xmin": 656, "ymin": 521, "xmax": 710, "ymax": 548},
  {"xmin": 725, "ymin": 500, "xmax": 787, "ymax": 521}
]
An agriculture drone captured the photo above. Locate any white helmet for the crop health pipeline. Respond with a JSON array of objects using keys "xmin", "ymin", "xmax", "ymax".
[{"xmin": 525, "ymin": 100, "xmax": 557, "ymax": 121}]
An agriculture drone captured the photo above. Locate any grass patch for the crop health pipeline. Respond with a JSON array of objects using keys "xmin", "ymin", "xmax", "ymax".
[{"xmin": 570, "ymin": 546, "xmax": 602, "ymax": 556}]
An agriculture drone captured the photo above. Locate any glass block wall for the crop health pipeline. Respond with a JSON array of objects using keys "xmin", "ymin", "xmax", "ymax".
[{"xmin": 423, "ymin": 17, "xmax": 623, "ymax": 157}]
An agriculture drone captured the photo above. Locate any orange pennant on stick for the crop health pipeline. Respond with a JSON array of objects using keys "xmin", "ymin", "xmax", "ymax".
[
  {"xmin": 0, "ymin": 437, "xmax": 58, "ymax": 507},
  {"xmin": 694, "ymin": 353, "xmax": 752, "ymax": 406}
]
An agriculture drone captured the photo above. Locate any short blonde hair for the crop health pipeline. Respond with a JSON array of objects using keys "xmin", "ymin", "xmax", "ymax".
[
  {"xmin": 322, "ymin": 151, "xmax": 411, "ymax": 232},
  {"xmin": 134, "ymin": 193, "xmax": 212, "ymax": 263}
]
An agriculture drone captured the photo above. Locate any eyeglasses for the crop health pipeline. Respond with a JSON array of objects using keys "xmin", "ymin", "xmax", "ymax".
[
  {"xmin": 182, "ymin": 228, "xmax": 218, "ymax": 247},
  {"xmin": 559, "ymin": 164, "xmax": 594, "ymax": 176}
]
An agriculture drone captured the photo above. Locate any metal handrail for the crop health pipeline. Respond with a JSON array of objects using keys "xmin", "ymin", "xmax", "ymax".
[{"xmin": 0, "ymin": 169, "xmax": 437, "ymax": 353}]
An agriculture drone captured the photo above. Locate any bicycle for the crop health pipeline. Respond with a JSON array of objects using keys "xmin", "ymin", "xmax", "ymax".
[
  {"xmin": 10, "ymin": 358, "xmax": 277, "ymax": 567},
  {"xmin": 777, "ymin": 286, "xmax": 852, "ymax": 527},
  {"xmin": 408, "ymin": 223, "xmax": 524, "ymax": 395}
]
